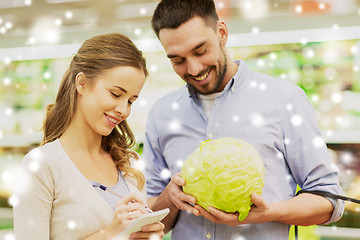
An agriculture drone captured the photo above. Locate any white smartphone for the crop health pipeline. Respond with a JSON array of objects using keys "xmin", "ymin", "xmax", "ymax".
[{"xmin": 115, "ymin": 208, "xmax": 170, "ymax": 240}]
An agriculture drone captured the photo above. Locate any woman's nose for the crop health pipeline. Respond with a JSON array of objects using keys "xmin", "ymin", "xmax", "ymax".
[{"xmin": 115, "ymin": 101, "xmax": 129, "ymax": 118}]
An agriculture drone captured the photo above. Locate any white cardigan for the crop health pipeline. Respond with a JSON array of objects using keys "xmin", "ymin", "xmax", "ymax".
[{"xmin": 13, "ymin": 139, "xmax": 146, "ymax": 240}]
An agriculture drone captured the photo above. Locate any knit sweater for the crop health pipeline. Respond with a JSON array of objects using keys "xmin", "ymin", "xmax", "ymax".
[{"xmin": 13, "ymin": 139, "xmax": 146, "ymax": 240}]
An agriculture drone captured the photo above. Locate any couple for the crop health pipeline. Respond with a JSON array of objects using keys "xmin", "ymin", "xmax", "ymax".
[{"xmin": 14, "ymin": 0, "xmax": 344, "ymax": 239}]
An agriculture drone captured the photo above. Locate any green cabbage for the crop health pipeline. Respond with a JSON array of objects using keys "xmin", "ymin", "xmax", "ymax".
[{"xmin": 181, "ymin": 137, "xmax": 265, "ymax": 221}]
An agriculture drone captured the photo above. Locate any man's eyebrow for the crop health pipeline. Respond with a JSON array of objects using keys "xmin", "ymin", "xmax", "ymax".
[
  {"xmin": 191, "ymin": 41, "xmax": 207, "ymax": 52},
  {"xmin": 167, "ymin": 41, "xmax": 207, "ymax": 59}
]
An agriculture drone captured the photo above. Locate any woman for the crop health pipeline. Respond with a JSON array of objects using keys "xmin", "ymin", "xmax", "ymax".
[{"xmin": 13, "ymin": 33, "xmax": 165, "ymax": 239}]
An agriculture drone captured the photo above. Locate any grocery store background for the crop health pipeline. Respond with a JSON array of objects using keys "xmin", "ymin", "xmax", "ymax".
[{"xmin": 0, "ymin": 0, "xmax": 360, "ymax": 239}]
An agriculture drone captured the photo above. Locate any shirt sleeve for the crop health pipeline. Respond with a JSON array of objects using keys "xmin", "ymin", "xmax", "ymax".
[
  {"xmin": 281, "ymin": 85, "xmax": 345, "ymax": 224},
  {"xmin": 13, "ymin": 149, "xmax": 54, "ymax": 240},
  {"xmin": 143, "ymin": 109, "xmax": 171, "ymax": 198}
]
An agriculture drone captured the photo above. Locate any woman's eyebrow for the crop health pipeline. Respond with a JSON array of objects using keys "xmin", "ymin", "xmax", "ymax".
[{"xmin": 114, "ymin": 86, "xmax": 127, "ymax": 93}]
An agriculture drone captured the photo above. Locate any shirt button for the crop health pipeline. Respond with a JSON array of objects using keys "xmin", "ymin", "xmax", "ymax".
[{"xmin": 206, "ymin": 233, "xmax": 212, "ymax": 239}]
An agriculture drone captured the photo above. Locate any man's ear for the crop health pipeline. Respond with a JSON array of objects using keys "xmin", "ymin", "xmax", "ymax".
[
  {"xmin": 217, "ymin": 20, "xmax": 228, "ymax": 46},
  {"xmin": 75, "ymin": 72, "xmax": 87, "ymax": 95}
]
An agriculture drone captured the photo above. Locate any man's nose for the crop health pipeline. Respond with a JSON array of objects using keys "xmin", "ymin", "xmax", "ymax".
[{"xmin": 187, "ymin": 58, "xmax": 203, "ymax": 77}]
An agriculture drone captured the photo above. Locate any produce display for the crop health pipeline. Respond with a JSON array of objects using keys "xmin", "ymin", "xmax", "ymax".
[{"xmin": 181, "ymin": 137, "xmax": 265, "ymax": 221}]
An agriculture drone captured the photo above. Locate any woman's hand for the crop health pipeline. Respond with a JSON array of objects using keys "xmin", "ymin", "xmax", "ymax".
[
  {"xmin": 129, "ymin": 221, "xmax": 165, "ymax": 240},
  {"xmin": 105, "ymin": 192, "xmax": 150, "ymax": 238}
]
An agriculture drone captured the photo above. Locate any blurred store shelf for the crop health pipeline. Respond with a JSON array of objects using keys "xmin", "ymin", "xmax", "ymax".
[
  {"xmin": 323, "ymin": 130, "xmax": 360, "ymax": 144},
  {"xmin": 317, "ymin": 226, "xmax": 360, "ymax": 239},
  {"xmin": 0, "ymin": 133, "xmax": 42, "ymax": 149}
]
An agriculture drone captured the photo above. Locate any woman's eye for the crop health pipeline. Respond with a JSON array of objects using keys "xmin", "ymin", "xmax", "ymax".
[{"xmin": 111, "ymin": 92, "xmax": 120, "ymax": 98}]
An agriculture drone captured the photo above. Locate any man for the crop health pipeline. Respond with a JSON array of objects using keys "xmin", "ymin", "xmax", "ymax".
[{"xmin": 143, "ymin": 0, "xmax": 344, "ymax": 239}]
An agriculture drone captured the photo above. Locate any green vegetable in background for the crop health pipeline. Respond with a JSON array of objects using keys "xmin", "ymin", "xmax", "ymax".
[{"xmin": 181, "ymin": 137, "xmax": 265, "ymax": 221}]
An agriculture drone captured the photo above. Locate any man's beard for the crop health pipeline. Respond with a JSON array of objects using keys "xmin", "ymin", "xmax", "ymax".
[{"xmin": 186, "ymin": 45, "xmax": 228, "ymax": 95}]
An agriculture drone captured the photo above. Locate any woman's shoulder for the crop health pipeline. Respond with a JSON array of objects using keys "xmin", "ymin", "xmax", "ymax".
[{"xmin": 22, "ymin": 139, "xmax": 63, "ymax": 165}]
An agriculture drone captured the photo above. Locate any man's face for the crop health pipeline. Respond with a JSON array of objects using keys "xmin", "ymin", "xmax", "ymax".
[{"xmin": 159, "ymin": 16, "xmax": 228, "ymax": 95}]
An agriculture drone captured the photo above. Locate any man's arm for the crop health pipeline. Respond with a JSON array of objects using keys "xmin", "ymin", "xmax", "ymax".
[
  {"xmin": 195, "ymin": 192, "xmax": 333, "ymax": 226},
  {"xmin": 148, "ymin": 173, "xmax": 199, "ymax": 233}
]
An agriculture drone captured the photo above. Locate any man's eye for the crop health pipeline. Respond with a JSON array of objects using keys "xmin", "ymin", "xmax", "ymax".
[
  {"xmin": 195, "ymin": 48, "xmax": 206, "ymax": 56},
  {"xmin": 111, "ymin": 92, "xmax": 120, "ymax": 98},
  {"xmin": 171, "ymin": 58, "xmax": 184, "ymax": 65}
]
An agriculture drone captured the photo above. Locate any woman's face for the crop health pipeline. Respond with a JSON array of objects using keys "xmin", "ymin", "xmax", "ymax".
[{"xmin": 76, "ymin": 66, "xmax": 145, "ymax": 136}]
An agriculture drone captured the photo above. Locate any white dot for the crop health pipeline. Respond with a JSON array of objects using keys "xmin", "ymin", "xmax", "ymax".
[
  {"xmin": 250, "ymin": 81, "xmax": 257, "ymax": 88},
  {"xmin": 333, "ymin": 24, "xmax": 339, "ymax": 30},
  {"xmin": 233, "ymin": 115, "xmax": 240, "ymax": 122},
  {"xmin": 4, "ymin": 57, "xmax": 11, "ymax": 64},
  {"xmin": 250, "ymin": 112, "xmax": 265, "ymax": 128},
  {"xmin": 3, "ymin": 77, "xmax": 11, "ymax": 85},
  {"xmin": 259, "ymin": 83, "xmax": 267, "ymax": 91},
  {"xmin": 134, "ymin": 28, "xmax": 142, "ymax": 36},
  {"xmin": 2, "ymin": 170, "xmax": 13, "ymax": 183},
  {"xmin": 351, "ymin": 46, "xmax": 358, "ymax": 55},
  {"xmin": 139, "ymin": 7, "xmax": 147, "ymax": 15},
  {"xmin": 291, "ymin": 115, "xmax": 303, "ymax": 126},
  {"xmin": 311, "ymin": 94, "xmax": 319, "ymax": 103},
  {"xmin": 171, "ymin": 102, "xmax": 179, "ymax": 110},
  {"xmin": 24, "ymin": 0, "xmax": 32, "ymax": 6},
  {"xmin": 44, "ymin": 72, "xmax": 52, "ymax": 79},
  {"xmin": 5, "ymin": 107, "xmax": 13, "ymax": 116},
  {"xmin": 29, "ymin": 161, "xmax": 40, "ymax": 172},
  {"xmin": 150, "ymin": 65, "xmax": 158, "ymax": 72},
  {"xmin": 276, "ymin": 152, "xmax": 283, "ymax": 159},
  {"xmin": 252, "ymin": 27, "xmax": 259, "ymax": 34},
  {"xmin": 5, "ymin": 21, "xmax": 13, "ymax": 29},
  {"xmin": 169, "ymin": 120, "xmax": 181, "ymax": 131},
  {"xmin": 176, "ymin": 159, "xmax": 184, "ymax": 167},
  {"xmin": 257, "ymin": 59, "xmax": 264, "ymax": 67},
  {"xmin": 65, "ymin": 10, "xmax": 73, "ymax": 19},
  {"xmin": 217, "ymin": 1, "xmax": 225, "ymax": 9},
  {"xmin": 284, "ymin": 138, "xmax": 290, "ymax": 145},
  {"xmin": 134, "ymin": 159, "xmax": 146, "ymax": 171},
  {"xmin": 319, "ymin": 3, "xmax": 325, "ymax": 10},
  {"xmin": 280, "ymin": 73, "xmax": 287, "ymax": 79},
  {"xmin": 245, "ymin": 2, "xmax": 253, "ymax": 10},
  {"xmin": 0, "ymin": 130, "xmax": 3, "ymax": 139},
  {"xmin": 269, "ymin": 53, "xmax": 277, "ymax": 60},
  {"xmin": 8, "ymin": 195, "xmax": 19, "ymax": 207},
  {"xmin": 139, "ymin": 99, "xmax": 147, "ymax": 107},
  {"xmin": 303, "ymin": 47, "xmax": 314, "ymax": 59},
  {"xmin": 54, "ymin": 18, "xmax": 62, "ymax": 26},
  {"xmin": 354, "ymin": 65, "xmax": 359, "ymax": 72},
  {"xmin": 331, "ymin": 92, "xmax": 342, "ymax": 104},
  {"xmin": 340, "ymin": 152, "xmax": 353, "ymax": 164},
  {"xmin": 149, "ymin": 233, "xmax": 161, "ymax": 240},
  {"xmin": 300, "ymin": 37, "xmax": 308, "ymax": 45},
  {"xmin": 67, "ymin": 220, "xmax": 77, "ymax": 229},
  {"xmin": 313, "ymin": 136, "xmax": 325, "ymax": 148},
  {"xmin": 295, "ymin": 5, "xmax": 302, "ymax": 13},
  {"xmin": 286, "ymin": 103, "xmax": 293, "ymax": 111},
  {"xmin": 4, "ymin": 233, "xmax": 15, "ymax": 240},
  {"xmin": 160, "ymin": 169, "xmax": 171, "ymax": 179},
  {"xmin": 28, "ymin": 36, "xmax": 36, "ymax": 45}
]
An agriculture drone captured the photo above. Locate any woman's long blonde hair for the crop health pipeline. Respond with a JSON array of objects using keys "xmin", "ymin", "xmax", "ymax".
[{"xmin": 42, "ymin": 33, "xmax": 147, "ymax": 189}]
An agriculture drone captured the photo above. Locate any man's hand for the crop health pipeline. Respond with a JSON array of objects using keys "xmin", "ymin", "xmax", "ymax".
[
  {"xmin": 165, "ymin": 172, "xmax": 200, "ymax": 216},
  {"xmin": 194, "ymin": 193, "xmax": 269, "ymax": 226}
]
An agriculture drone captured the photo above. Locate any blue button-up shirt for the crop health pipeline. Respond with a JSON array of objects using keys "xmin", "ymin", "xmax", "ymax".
[{"xmin": 143, "ymin": 59, "xmax": 344, "ymax": 240}]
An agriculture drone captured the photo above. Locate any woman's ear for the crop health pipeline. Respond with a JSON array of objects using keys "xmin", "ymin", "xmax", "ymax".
[
  {"xmin": 75, "ymin": 72, "xmax": 87, "ymax": 95},
  {"xmin": 217, "ymin": 20, "xmax": 228, "ymax": 46}
]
